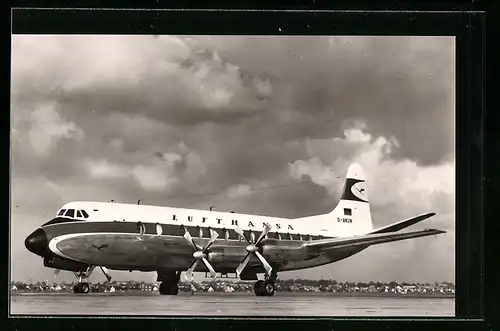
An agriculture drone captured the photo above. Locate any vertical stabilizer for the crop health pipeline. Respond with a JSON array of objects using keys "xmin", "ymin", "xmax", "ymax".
[{"xmin": 330, "ymin": 163, "xmax": 373, "ymax": 235}]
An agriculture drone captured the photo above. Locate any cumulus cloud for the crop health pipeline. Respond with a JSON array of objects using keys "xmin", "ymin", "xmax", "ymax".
[
  {"xmin": 289, "ymin": 123, "xmax": 454, "ymax": 230},
  {"xmin": 226, "ymin": 184, "xmax": 253, "ymax": 199},
  {"xmin": 28, "ymin": 102, "xmax": 84, "ymax": 156}
]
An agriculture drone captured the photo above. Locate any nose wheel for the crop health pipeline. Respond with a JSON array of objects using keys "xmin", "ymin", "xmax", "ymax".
[
  {"xmin": 73, "ymin": 282, "xmax": 90, "ymax": 294},
  {"xmin": 254, "ymin": 280, "xmax": 275, "ymax": 296}
]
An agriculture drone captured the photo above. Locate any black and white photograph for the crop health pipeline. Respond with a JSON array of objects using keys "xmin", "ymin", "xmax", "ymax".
[{"xmin": 10, "ymin": 34, "xmax": 455, "ymax": 317}]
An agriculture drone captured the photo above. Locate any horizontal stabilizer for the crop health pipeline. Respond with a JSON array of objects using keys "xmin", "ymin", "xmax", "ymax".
[
  {"xmin": 304, "ymin": 228, "xmax": 446, "ymax": 251},
  {"xmin": 370, "ymin": 213, "xmax": 436, "ymax": 234}
]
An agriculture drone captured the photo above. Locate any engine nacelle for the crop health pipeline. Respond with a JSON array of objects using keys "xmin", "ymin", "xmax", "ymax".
[{"xmin": 43, "ymin": 254, "xmax": 89, "ymax": 272}]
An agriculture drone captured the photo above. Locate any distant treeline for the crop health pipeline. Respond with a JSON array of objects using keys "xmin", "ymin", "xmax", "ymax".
[{"xmin": 10, "ymin": 279, "xmax": 455, "ymax": 289}]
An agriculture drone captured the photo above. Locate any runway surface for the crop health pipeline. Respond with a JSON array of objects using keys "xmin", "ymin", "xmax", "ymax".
[{"xmin": 10, "ymin": 292, "xmax": 454, "ymax": 317}]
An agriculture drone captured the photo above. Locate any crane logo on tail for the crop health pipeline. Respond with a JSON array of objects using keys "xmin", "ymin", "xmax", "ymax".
[{"xmin": 341, "ymin": 178, "xmax": 368, "ymax": 203}]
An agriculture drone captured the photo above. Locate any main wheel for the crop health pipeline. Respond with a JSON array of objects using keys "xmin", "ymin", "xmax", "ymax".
[
  {"xmin": 263, "ymin": 281, "xmax": 275, "ymax": 296},
  {"xmin": 254, "ymin": 280, "xmax": 265, "ymax": 296},
  {"xmin": 159, "ymin": 281, "xmax": 179, "ymax": 295},
  {"xmin": 73, "ymin": 284, "xmax": 81, "ymax": 294}
]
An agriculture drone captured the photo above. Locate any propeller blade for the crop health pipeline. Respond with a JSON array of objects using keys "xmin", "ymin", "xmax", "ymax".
[
  {"xmin": 234, "ymin": 226, "xmax": 246, "ymax": 239},
  {"xmin": 234, "ymin": 226, "xmax": 250, "ymax": 244},
  {"xmin": 255, "ymin": 223, "xmax": 272, "ymax": 245},
  {"xmin": 255, "ymin": 251, "xmax": 273, "ymax": 276},
  {"xmin": 202, "ymin": 257, "xmax": 217, "ymax": 279},
  {"xmin": 203, "ymin": 229, "xmax": 219, "ymax": 252},
  {"xmin": 100, "ymin": 266, "xmax": 112, "ymax": 282},
  {"xmin": 53, "ymin": 269, "xmax": 60, "ymax": 278},
  {"xmin": 184, "ymin": 259, "xmax": 199, "ymax": 283},
  {"xmin": 235, "ymin": 253, "xmax": 251, "ymax": 277},
  {"xmin": 183, "ymin": 230, "xmax": 199, "ymax": 251}
]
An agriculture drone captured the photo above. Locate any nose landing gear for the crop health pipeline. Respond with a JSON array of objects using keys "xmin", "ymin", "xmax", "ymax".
[
  {"xmin": 72, "ymin": 265, "xmax": 111, "ymax": 294},
  {"xmin": 72, "ymin": 268, "xmax": 94, "ymax": 294},
  {"xmin": 73, "ymin": 282, "xmax": 90, "ymax": 294}
]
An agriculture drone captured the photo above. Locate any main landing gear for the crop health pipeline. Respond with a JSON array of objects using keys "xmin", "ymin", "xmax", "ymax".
[
  {"xmin": 158, "ymin": 271, "xmax": 181, "ymax": 295},
  {"xmin": 254, "ymin": 270, "xmax": 277, "ymax": 296},
  {"xmin": 254, "ymin": 280, "xmax": 275, "ymax": 296}
]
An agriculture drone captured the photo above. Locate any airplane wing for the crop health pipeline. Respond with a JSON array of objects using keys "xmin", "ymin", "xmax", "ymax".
[
  {"xmin": 370, "ymin": 212, "xmax": 436, "ymax": 234},
  {"xmin": 303, "ymin": 228, "xmax": 445, "ymax": 251}
]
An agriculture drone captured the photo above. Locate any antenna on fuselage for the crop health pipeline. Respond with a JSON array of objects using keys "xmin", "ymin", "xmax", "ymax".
[
  {"xmin": 110, "ymin": 200, "xmax": 114, "ymax": 203},
  {"xmin": 137, "ymin": 199, "xmax": 144, "ymax": 205},
  {"xmin": 210, "ymin": 206, "xmax": 216, "ymax": 211}
]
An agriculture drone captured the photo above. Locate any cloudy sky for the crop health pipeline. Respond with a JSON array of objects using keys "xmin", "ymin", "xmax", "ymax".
[{"xmin": 10, "ymin": 35, "xmax": 455, "ymax": 284}]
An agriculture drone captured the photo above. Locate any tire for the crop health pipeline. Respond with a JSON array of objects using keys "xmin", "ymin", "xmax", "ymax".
[
  {"xmin": 169, "ymin": 283, "xmax": 179, "ymax": 295},
  {"xmin": 73, "ymin": 284, "xmax": 81, "ymax": 294},
  {"xmin": 254, "ymin": 280, "xmax": 265, "ymax": 296},
  {"xmin": 159, "ymin": 281, "xmax": 178, "ymax": 295},
  {"xmin": 81, "ymin": 282, "xmax": 90, "ymax": 293},
  {"xmin": 159, "ymin": 282, "xmax": 168, "ymax": 295},
  {"xmin": 263, "ymin": 281, "xmax": 275, "ymax": 296}
]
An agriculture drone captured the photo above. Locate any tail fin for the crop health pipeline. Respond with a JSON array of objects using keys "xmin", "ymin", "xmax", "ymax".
[{"xmin": 330, "ymin": 163, "xmax": 373, "ymax": 234}]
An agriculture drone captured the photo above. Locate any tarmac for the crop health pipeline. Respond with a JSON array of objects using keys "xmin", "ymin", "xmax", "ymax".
[{"xmin": 10, "ymin": 292, "xmax": 455, "ymax": 317}]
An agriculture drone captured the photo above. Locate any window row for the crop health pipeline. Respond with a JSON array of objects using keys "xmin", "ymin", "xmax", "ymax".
[{"xmin": 139, "ymin": 222, "xmax": 324, "ymax": 242}]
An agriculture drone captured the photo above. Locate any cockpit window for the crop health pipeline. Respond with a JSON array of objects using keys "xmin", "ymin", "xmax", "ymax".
[
  {"xmin": 65, "ymin": 209, "xmax": 75, "ymax": 217},
  {"xmin": 81, "ymin": 210, "xmax": 89, "ymax": 218},
  {"xmin": 57, "ymin": 209, "xmax": 66, "ymax": 216},
  {"xmin": 76, "ymin": 210, "xmax": 83, "ymax": 218}
]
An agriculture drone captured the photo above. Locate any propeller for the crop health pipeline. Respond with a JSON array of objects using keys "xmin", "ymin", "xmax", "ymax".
[
  {"xmin": 234, "ymin": 222, "xmax": 273, "ymax": 278},
  {"xmin": 183, "ymin": 228, "xmax": 219, "ymax": 283}
]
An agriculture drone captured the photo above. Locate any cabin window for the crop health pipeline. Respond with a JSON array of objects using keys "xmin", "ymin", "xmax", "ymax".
[
  {"xmin": 137, "ymin": 222, "xmax": 145, "ymax": 235},
  {"xmin": 76, "ymin": 210, "xmax": 83, "ymax": 218},
  {"xmin": 344, "ymin": 208, "xmax": 352, "ymax": 216},
  {"xmin": 156, "ymin": 223, "xmax": 163, "ymax": 235},
  {"xmin": 203, "ymin": 227, "xmax": 212, "ymax": 239},
  {"xmin": 65, "ymin": 209, "xmax": 75, "ymax": 218},
  {"xmin": 57, "ymin": 209, "xmax": 66, "ymax": 216},
  {"xmin": 81, "ymin": 210, "xmax": 89, "ymax": 218}
]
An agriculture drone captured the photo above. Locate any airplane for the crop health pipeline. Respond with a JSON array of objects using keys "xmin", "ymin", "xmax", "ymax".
[{"xmin": 24, "ymin": 163, "xmax": 446, "ymax": 296}]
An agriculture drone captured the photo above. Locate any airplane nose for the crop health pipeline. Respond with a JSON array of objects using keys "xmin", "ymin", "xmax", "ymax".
[{"xmin": 25, "ymin": 228, "xmax": 48, "ymax": 256}]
